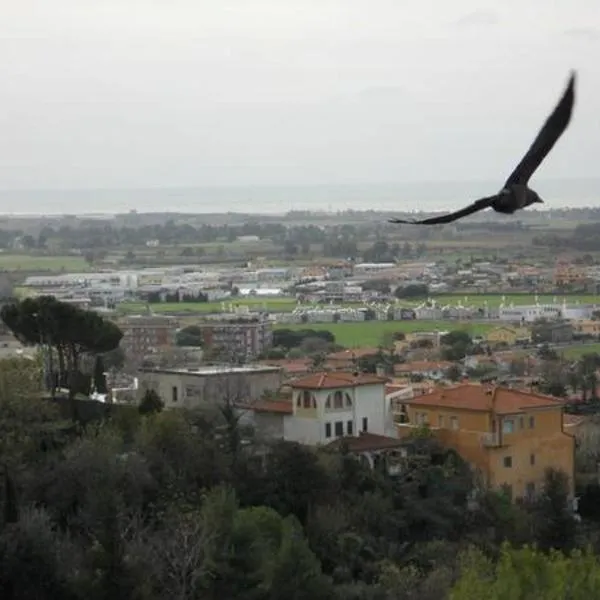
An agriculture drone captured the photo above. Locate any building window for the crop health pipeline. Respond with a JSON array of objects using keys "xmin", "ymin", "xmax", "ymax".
[
  {"xmin": 344, "ymin": 392, "xmax": 353, "ymax": 407},
  {"xmin": 325, "ymin": 423, "xmax": 332, "ymax": 438},
  {"xmin": 450, "ymin": 416, "xmax": 459, "ymax": 430},
  {"xmin": 335, "ymin": 421, "xmax": 344, "ymax": 437},
  {"xmin": 503, "ymin": 456, "xmax": 513, "ymax": 468},
  {"xmin": 333, "ymin": 391, "xmax": 344, "ymax": 409},
  {"xmin": 362, "ymin": 417, "xmax": 368, "ymax": 432},
  {"xmin": 529, "ymin": 416, "xmax": 535, "ymax": 429},
  {"xmin": 519, "ymin": 416, "xmax": 524, "ymax": 429},
  {"xmin": 171, "ymin": 386, "xmax": 178, "ymax": 403},
  {"xmin": 502, "ymin": 419, "xmax": 514, "ymax": 434},
  {"xmin": 525, "ymin": 481, "xmax": 535, "ymax": 499},
  {"xmin": 530, "ymin": 453, "xmax": 535, "ymax": 466},
  {"xmin": 438, "ymin": 415, "xmax": 445, "ymax": 428},
  {"xmin": 302, "ymin": 390, "xmax": 313, "ymax": 409},
  {"xmin": 347, "ymin": 420, "xmax": 353, "ymax": 435}
]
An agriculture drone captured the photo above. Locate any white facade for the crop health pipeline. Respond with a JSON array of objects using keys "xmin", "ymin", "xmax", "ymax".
[
  {"xmin": 283, "ymin": 382, "xmax": 394, "ymax": 446},
  {"xmin": 498, "ymin": 303, "xmax": 595, "ymax": 323}
]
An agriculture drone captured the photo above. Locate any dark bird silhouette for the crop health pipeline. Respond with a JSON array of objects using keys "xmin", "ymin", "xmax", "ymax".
[{"xmin": 389, "ymin": 71, "xmax": 576, "ymax": 225}]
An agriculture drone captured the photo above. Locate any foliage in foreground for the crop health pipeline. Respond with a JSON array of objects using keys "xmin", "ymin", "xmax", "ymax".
[{"xmin": 0, "ymin": 356, "xmax": 598, "ymax": 598}]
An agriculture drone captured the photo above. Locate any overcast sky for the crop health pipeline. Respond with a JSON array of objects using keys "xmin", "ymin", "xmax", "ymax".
[{"xmin": 0, "ymin": 0, "xmax": 599, "ymax": 190}]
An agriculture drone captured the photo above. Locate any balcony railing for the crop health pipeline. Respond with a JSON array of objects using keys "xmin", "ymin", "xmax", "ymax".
[{"xmin": 480, "ymin": 432, "xmax": 501, "ymax": 447}]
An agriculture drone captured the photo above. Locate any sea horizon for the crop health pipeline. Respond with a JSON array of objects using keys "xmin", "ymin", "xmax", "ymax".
[{"xmin": 0, "ymin": 177, "xmax": 599, "ymax": 215}]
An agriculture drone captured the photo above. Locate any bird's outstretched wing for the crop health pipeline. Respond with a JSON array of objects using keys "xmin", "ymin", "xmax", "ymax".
[
  {"xmin": 389, "ymin": 196, "xmax": 495, "ymax": 225},
  {"xmin": 504, "ymin": 71, "xmax": 576, "ymax": 187}
]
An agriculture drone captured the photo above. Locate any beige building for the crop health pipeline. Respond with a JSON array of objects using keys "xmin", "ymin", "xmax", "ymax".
[{"xmin": 138, "ymin": 364, "xmax": 283, "ymax": 408}]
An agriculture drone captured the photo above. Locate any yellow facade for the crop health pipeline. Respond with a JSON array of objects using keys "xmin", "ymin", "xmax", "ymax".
[
  {"xmin": 572, "ymin": 320, "xmax": 600, "ymax": 336},
  {"xmin": 396, "ymin": 386, "xmax": 575, "ymax": 501},
  {"xmin": 485, "ymin": 326, "xmax": 531, "ymax": 346}
]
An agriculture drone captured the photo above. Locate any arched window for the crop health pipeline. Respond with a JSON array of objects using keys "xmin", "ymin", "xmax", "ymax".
[
  {"xmin": 325, "ymin": 394, "xmax": 331, "ymax": 409},
  {"xmin": 303, "ymin": 390, "xmax": 313, "ymax": 409},
  {"xmin": 344, "ymin": 392, "xmax": 353, "ymax": 408},
  {"xmin": 333, "ymin": 390, "xmax": 344, "ymax": 409}
]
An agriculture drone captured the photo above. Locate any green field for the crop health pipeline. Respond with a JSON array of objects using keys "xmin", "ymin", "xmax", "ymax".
[
  {"xmin": 274, "ymin": 320, "xmax": 495, "ymax": 347},
  {"xmin": 116, "ymin": 293, "xmax": 600, "ymax": 317},
  {"xmin": 561, "ymin": 343, "xmax": 600, "ymax": 359},
  {"xmin": 0, "ymin": 254, "xmax": 89, "ymax": 271}
]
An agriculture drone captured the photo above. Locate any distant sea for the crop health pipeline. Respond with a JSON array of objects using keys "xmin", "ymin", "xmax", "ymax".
[{"xmin": 0, "ymin": 178, "xmax": 599, "ymax": 215}]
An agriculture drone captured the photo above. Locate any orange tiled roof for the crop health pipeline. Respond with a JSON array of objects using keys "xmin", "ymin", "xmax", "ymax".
[
  {"xmin": 238, "ymin": 399, "xmax": 293, "ymax": 415},
  {"xmin": 290, "ymin": 371, "xmax": 387, "ymax": 390},
  {"xmin": 410, "ymin": 383, "xmax": 562, "ymax": 415},
  {"xmin": 395, "ymin": 360, "xmax": 454, "ymax": 373}
]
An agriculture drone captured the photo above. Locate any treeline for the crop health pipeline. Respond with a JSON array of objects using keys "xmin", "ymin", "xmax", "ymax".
[
  {"xmin": 0, "ymin": 296, "xmax": 122, "ymax": 399},
  {"xmin": 1, "ymin": 355, "xmax": 597, "ymax": 599},
  {"xmin": 1, "ymin": 221, "xmax": 432, "ymax": 261},
  {"xmin": 533, "ymin": 222, "xmax": 600, "ymax": 251}
]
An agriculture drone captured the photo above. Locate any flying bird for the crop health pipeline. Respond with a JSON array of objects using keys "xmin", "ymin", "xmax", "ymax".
[{"xmin": 389, "ymin": 71, "xmax": 576, "ymax": 225}]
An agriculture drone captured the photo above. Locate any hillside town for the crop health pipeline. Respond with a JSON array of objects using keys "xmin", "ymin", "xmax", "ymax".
[{"xmin": 4, "ymin": 257, "xmax": 600, "ymax": 517}]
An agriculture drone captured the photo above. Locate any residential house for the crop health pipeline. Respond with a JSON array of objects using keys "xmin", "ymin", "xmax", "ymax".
[
  {"xmin": 395, "ymin": 383, "xmax": 575, "ymax": 501},
  {"xmin": 394, "ymin": 360, "xmax": 454, "ymax": 380},
  {"xmin": 138, "ymin": 364, "xmax": 283, "ymax": 409},
  {"xmin": 326, "ymin": 347, "xmax": 381, "ymax": 370},
  {"xmin": 531, "ymin": 320, "xmax": 574, "ymax": 344},
  {"xmin": 240, "ymin": 371, "xmax": 392, "ymax": 446},
  {"xmin": 485, "ymin": 326, "xmax": 531, "ymax": 347},
  {"xmin": 563, "ymin": 414, "xmax": 600, "ymax": 480},
  {"xmin": 572, "ymin": 319, "xmax": 600, "ymax": 338}
]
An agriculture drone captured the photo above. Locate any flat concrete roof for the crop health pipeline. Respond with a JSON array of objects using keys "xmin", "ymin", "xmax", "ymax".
[{"xmin": 140, "ymin": 364, "xmax": 281, "ymax": 376}]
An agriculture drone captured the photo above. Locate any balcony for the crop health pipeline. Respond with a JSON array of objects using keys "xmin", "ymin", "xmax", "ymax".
[{"xmin": 480, "ymin": 432, "xmax": 501, "ymax": 447}]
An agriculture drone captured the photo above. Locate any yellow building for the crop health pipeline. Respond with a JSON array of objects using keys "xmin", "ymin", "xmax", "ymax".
[
  {"xmin": 396, "ymin": 383, "xmax": 575, "ymax": 501},
  {"xmin": 485, "ymin": 326, "xmax": 531, "ymax": 346},
  {"xmin": 554, "ymin": 263, "xmax": 587, "ymax": 287},
  {"xmin": 572, "ymin": 319, "xmax": 600, "ymax": 337}
]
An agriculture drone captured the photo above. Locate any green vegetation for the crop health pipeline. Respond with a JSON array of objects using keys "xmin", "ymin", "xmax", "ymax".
[
  {"xmin": 0, "ymin": 354, "xmax": 593, "ymax": 599},
  {"xmin": 0, "ymin": 253, "xmax": 89, "ymax": 271},
  {"xmin": 115, "ymin": 294, "xmax": 600, "ymax": 318},
  {"xmin": 274, "ymin": 320, "xmax": 494, "ymax": 347},
  {"xmin": 562, "ymin": 343, "xmax": 600, "ymax": 359}
]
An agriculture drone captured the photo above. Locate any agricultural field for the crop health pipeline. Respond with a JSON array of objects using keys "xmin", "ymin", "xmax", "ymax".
[
  {"xmin": 116, "ymin": 293, "xmax": 600, "ymax": 317},
  {"xmin": 561, "ymin": 343, "xmax": 600, "ymax": 359},
  {"xmin": 0, "ymin": 253, "xmax": 89, "ymax": 272},
  {"xmin": 273, "ymin": 320, "xmax": 495, "ymax": 348}
]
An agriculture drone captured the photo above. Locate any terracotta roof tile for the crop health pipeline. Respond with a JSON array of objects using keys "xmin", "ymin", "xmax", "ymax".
[
  {"xmin": 410, "ymin": 383, "xmax": 562, "ymax": 414},
  {"xmin": 238, "ymin": 400, "xmax": 293, "ymax": 415},
  {"xmin": 290, "ymin": 371, "xmax": 387, "ymax": 390}
]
